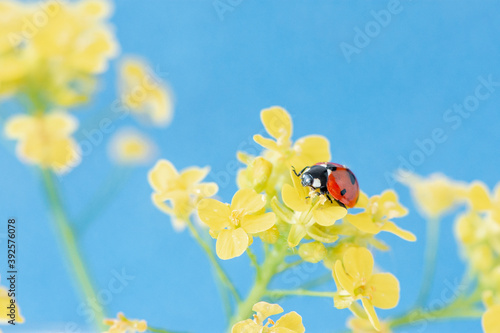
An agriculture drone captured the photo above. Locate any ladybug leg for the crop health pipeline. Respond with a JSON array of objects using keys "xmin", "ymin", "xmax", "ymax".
[
  {"xmin": 335, "ymin": 199, "xmax": 346, "ymax": 208},
  {"xmin": 292, "ymin": 166, "xmax": 308, "ymax": 177},
  {"xmin": 326, "ymin": 194, "xmax": 333, "ymax": 203}
]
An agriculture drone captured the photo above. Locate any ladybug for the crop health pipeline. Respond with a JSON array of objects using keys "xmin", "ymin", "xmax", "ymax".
[{"xmin": 292, "ymin": 162, "xmax": 359, "ymax": 208}]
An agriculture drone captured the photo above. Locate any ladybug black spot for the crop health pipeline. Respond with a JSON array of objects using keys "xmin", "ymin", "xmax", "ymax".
[
  {"xmin": 340, "ymin": 189, "xmax": 346, "ymax": 196},
  {"xmin": 348, "ymin": 171, "xmax": 356, "ymax": 185}
]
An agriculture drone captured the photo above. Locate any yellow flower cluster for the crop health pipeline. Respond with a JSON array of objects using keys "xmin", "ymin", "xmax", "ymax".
[
  {"xmin": 0, "ymin": 0, "xmax": 118, "ymax": 107},
  {"xmin": 403, "ymin": 174, "xmax": 500, "ymax": 333},
  {"xmin": 232, "ymin": 301, "xmax": 305, "ymax": 333},
  {"xmin": 103, "ymin": 312, "xmax": 147, "ymax": 333},
  {"xmin": 4, "ymin": 111, "xmax": 81, "ymax": 172}
]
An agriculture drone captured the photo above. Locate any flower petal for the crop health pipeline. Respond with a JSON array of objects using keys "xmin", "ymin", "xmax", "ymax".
[
  {"xmin": 231, "ymin": 319, "xmax": 262, "ymax": 333},
  {"xmin": 254, "ymin": 134, "xmax": 279, "ymax": 152},
  {"xmin": 291, "ymin": 135, "xmax": 330, "ymax": 169},
  {"xmin": 345, "ymin": 212, "xmax": 380, "ymax": 234},
  {"xmin": 469, "ymin": 181, "xmax": 492, "ymax": 211},
  {"xmin": 274, "ymin": 311, "xmax": 305, "ymax": 333},
  {"xmin": 282, "ymin": 184, "xmax": 309, "ymax": 212},
  {"xmin": 231, "ymin": 188, "xmax": 266, "ymax": 214},
  {"xmin": 313, "ymin": 204, "xmax": 347, "ymax": 226},
  {"xmin": 216, "ymin": 228, "xmax": 249, "ymax": 260},
  {"xmin": 361, "ymin": 298, "xmax": 381, "ymax": 332},
  {"xmin": 241, "ymin": 212, "xmax": 276, "ymax": 234},
  {"xmin": 307, "ymin": 224, "xmax": 339, "ymax": 244},
  {"xmin": 192, "ymin": 183, "xmax": 219, "ymax": 198},
  {"xmin": 180, "ymin": 166, "xmax": 210, "ymax": 187},
  {"xmin": 333, "ymin": 260, "xmax": 355, "ymax": 295},
  {"xmin": 288, "ymin": 223, "xmax": 307, "ymax": 248},
  {"xmin": 253, "ymin": 301, "xmax": 283, "ymax": 319},
  {"xmin": 482, "ymin": 305, "xmax": 500, "ymax": 333},
  {"xmin": 4, "ymin": 115, "xmax": 34, "ymax": 139},
  {"xmin": 380, "ymin": 221, "xmax": 416, "ymax": 242},
  {"xmin": 342, "ymin": 247, "xmax": 374, "ymax": 282},
  {"xmin": 261, "ymin": 106, "xmax": 292, "ymax": 140},
  {"xmin": 197, "ymin": 198, "xmax": 230, "ymax": 231},
  {"xmin": 368, "ymin": 273, "xmax": 400, "ymax": 309},
  {"xmin": 148, "ymin": 159, "xmax": 179, "ymax": 193}
]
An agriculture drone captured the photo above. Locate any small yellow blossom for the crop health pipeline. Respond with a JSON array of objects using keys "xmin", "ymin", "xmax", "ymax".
[
  {"xmin": 398, "ymin": 171, "xmax": 467, "ymax": 218},
  {"xmin": 232, "ymin": 301, "xmax": 305, "ymax": 333},
  {"xmin": 148, "ymin": 159, "xmax": 218, "ymax": 231},
  {"xmin": 108, "ymin": 128, "xmax": 157, "ymax": 165},
  {"xmin": 333, "ymin": 247, "xmax": 400, "ymax": 331},
  {"xmin": 4, "ymin": 112, "xmax": 80, "ymax": 172},
  {"xmin": 348, "ymin": 316, "xmax": 391, "ymax": 333},
  {"xmin": 0, "ymin": 0, "xmax": 118, "ymax": 106},
  {"xmin": 281, "ymin": 169, "xmax": 347, "ymax": 247},
  {"xmin": 482, "ymin": 305, "xmax": 500, "ymax": 333},
  {"xmin": 119, "ymin": 58, "xmax": 173, "ymax": 126},
  {"xmin": 103, "ymin": 312, "xmax": 147, "ymax": 333},
  {"xmin": 237, "ymin": 154, "xmax": 273, "ymax": 193},
  {"xmin": 0, "ymin": 287, "xmax": 24, "ymax": 324},
  {"xmin": 346, "ymin": 190, "xmax": 416, "ymax": 241},
  {"xmin": 198, "ymin": 189, "xmax": 276, "ymax": 260},
  {"xmin": 299, "ymin": 241, "xmax": 327, "ymax": 263}
]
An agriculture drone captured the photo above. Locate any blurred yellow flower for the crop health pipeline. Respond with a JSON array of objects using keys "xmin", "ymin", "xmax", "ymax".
[
  {"xmin": 108, "ymin": 128, "xmax": 157, "ymax": 165},
  {"xmin": 333, "ymin": 247, "xmax": 400, "ymax": 331},
  {"xmin": 198, "ymin": 189, "xmax": 276, "ymax": 260},
  {"xmin": 348, "ymin": 316, "xmax": 391, "ymax": 333},
  {"xmin": 103, "ymin": 312, "xmax": 147, "ymax": 333},
  {"xmin": 482, "ymin": 305, "xmax": 500, "ymax": 333},
  {"xmin": 0, "ymin": 0, "xmax": 118, "ymax": 106},
  {"xmin": 282, "ymin": 169, "xmax": 347, "ymax": 247},
  {"xmin": 232, "ymin": 301, "xmax": 305, "ymax": 333},
  {"xmin": 467, "ymin": 181, "xmax": 500, "ymax": 222},
  {"xmin": 148, "ymin": 159, "xmax": 218, "ymax": 231},
  {"xmin": 346, "ymin": 190, "xmax": 416, "ymax": 241},
  {"xmin": 0, "ymin": 286, "xmax": 24, "ymax": 324},
  {"xmin": 4, "ymin": 111, "xmax": 80, "ymax": 172},
  {"xmin": 398, "ymin": 172, "xmax": 467, "ymax": 218},
  {"xmin": 119, "ymin": 58, "xmax": 173, "ymax": 126}
]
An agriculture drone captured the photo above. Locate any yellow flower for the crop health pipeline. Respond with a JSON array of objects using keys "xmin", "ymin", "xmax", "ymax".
[
  {"xmin": 333, "ymin": 247, "xmax": 400, "ymax": 331},
  {"xmin": 119, "ymin": 58, "xmax": 173, "ymax": 126},
  {"xmin": 398, "ymin": 171, "xmax": 467, "ymax": 218},
  {"xmin": 103, "ymin": 312, "xmax": 147, "ymax": 333},
  {"xmin": 0, "ymin": 0, "xmax": 118, "ymax": 106},
  {"xmin": 198, "ymin": 189, "xmax": 276, "ymax": 260},
  {"xmin": 0, "ymin": 287, "xmax": 24, "ymax": 324},
  {"xmin": 348, "ymin": 316, "xmax": 391, "ymax": 333},
  {"xmin": 249, "ymin": 106, "xmax": 331, "ymax": 197},
  {"xmin": 281, "ymin": 169, "xmax": 347, "ymax": 247},
  {"xmin": 482, "ymin": 305, "xmax": 500, "ymax": 333},
  {"xmin": 346, "ymin": 190, "xmax": 416, "ymax": 242},
  {"xmin": 108, "ymin": 128, "xmax": 157, "ymax": 165},
  {"xmin": 232, "ymin": 301, "xmax": 305, "ymax": 333},
  {"xmin": 299, "ymin": 241, "xmax": 327, "ymax": 263},
  {"xmin": 4, "ymin": 112, "xmax": 80, "ymax": 172},
  {"xmin": 237, "ymin": 154, "xmax": 273, "ymax": 193},
  {"xmin": 467, "ymin": 181, "xmax": 500, "ymax": 222},
  {"xmin": 148, "ymin": 159, "xmax": 218, "ymax": 231}
]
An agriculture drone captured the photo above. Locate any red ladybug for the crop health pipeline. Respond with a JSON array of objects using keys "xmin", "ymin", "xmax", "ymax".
[{"xmin": 292, "ymin": 162, "xmax": 359, "ymax": 208}]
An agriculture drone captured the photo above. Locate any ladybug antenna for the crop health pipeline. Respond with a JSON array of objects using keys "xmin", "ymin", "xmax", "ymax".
[{"xmin": 292, "ymin": 166, "xmax": 308, "ymax": 177}]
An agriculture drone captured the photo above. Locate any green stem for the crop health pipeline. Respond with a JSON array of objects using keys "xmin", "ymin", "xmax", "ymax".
[
  {"xmin": 185, "ymin": 219, "xmax": 241, "ymax": 303},
  {"xmin": 415, "ymin": 217, "xmax": 440, "ymax": 307},
  {"xmin": 246, "ymin": 248, "xmax": 260, "ymax": 275},
  {"xmin": 227, "ymin": 242, "xmax": 289, "ymax": 331},
  {"xmin": 267, "ymin": 289, "xmax": 336, "ymax": 299},
  {"xmin": 76, "ymin": 167, "xmax": 133, "ymax": 234},
  {"xmin": 148, "ymin": 326, "xmax": 190, "ymax": 333},
  {"xmin": 41, "ymin": 169, "xmax": 106, "ymax": 331}
]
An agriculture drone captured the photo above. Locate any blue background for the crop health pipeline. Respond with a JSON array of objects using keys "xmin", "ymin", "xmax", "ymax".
[{"xmin": 1, "ymin": 0, "xmax": 500, "ymax": 332}]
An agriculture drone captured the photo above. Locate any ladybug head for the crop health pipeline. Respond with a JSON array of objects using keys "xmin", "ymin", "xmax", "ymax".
[{"xmin": 300, "ymin": 173, "xmax": 314, "ymax": 187}]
